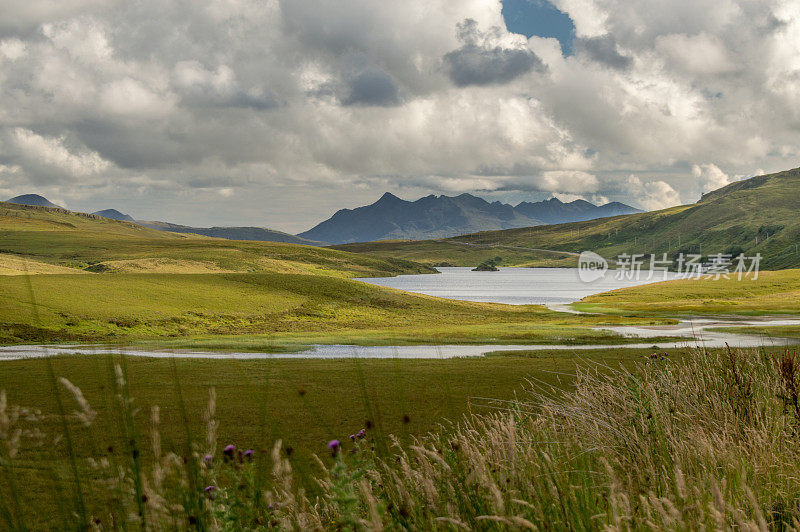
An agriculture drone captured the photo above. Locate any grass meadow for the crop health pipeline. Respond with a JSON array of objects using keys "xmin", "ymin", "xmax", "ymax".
[
  {"xmin": 1, "ymin": 346, "xmax": 799, "ymax": 529},
  {"xmin": 0, "ymin": 270, "xmax": 676, "ymax": 347},
  {"xmin": 574, "ymin": 269, "xmax": 800, "ymax": 316},
  {"xmin": 332, "ymin": 240, "xmax": 579, "ymax": 268}
]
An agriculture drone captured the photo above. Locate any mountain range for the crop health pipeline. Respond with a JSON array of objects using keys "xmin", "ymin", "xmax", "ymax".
[
  {"xmin": 6, "ymin": 192, "xmax": 640, "ymax": 246},
  {"xmin": 298, "ymin": 193, "xmax": 641, "ymax": 244}
]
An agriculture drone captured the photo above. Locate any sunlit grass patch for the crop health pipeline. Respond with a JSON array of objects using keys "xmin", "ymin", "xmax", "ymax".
[{"xmin": 576, "ymin": 268, "xmax": 800, "ymax": 316}]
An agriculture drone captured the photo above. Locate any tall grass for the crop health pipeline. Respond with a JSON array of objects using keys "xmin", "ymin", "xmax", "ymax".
[{"xmin": 2, "ymin": 347, "xmax": 800, "ymax": 529}]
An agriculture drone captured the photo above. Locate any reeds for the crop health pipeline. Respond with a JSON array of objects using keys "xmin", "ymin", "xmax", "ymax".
[{"xmin": 2, "ymin": 347, "xmax": 800, "ymax": 530}]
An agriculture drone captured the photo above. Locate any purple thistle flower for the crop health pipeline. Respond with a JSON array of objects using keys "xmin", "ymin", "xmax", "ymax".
[
  {"xmin": 223, "ymin": 444, "xmax": 236, "ymax": 461},
  {"xmin": 244, "ymin": 449, "xmax": 255, "ymax": 461},
  {"xmin": 328, "ymin": 439, "xmax": 341, "ymax": 456},
  {"xmin": 349, "ymin": 434, "xmax": 356, "ymax": 440},
  {"xmin": 204, "ymin": 485, "xmax": 216, "ymax": 492},
  {"xmin": 202, "ymin": 454, "xmax": 213, "ymax": 465}
]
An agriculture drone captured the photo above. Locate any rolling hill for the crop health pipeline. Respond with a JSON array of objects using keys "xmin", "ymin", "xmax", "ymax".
[
  {"xmin": 8, "ymin": 194, "xmax": 325, "ymax": 245},
  {"xmin": 0, "ymin": 201, "xmax": 430, "ymax": 277},
  {"xmin": 137, "ymin": 220, "xmax": 323, "ymax": 245},
  {"xmin": 335, "ymin": 167, "xmax": 800, "ymax": 270},
  {"xmin": 299, "ymin": 192, "xmax": 640, "ymax": 244},
  {"xmin": 6, "ymin": 193, "xmax": 62, "ymax": 208},
  {"xmin": 93, "ymin": 208, "xmax": 135, "ymax": 221}
]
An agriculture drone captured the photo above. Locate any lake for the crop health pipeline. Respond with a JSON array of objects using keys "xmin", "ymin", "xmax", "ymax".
[{"xmin": 355, "ymin": 267, "xmax": 683, "ymax": 306}]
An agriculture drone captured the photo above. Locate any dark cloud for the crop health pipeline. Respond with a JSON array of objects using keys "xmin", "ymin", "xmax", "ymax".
[
  {"xmin": 443, "ymin": 19, "xmax": 544, "ymax": 87},
  {"xmin": 342, "ymin": 66, "xmax": 401, "ymax": 107},
  {"xmin": 575, "ymin": 34, "xmax": 632, "ymax": 70}
]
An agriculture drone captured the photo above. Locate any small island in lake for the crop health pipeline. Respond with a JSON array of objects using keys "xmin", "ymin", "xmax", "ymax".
[{"xmin": 472, "ymin": 257, "xmax": 502, "ymax": 271}]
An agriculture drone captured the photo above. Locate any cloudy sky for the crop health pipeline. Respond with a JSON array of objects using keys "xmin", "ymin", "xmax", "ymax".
[{"xmin": 1, "ymin": 0, "xmax": 799, "ymax": 232}]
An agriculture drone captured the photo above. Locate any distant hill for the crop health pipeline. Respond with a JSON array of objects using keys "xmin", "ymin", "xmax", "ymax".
[
  {"xmin": 6, "ymin": 194, "xmax": 61, "ymax": 208},
  {"xmin": 516, "ymin": 198, "xmax": 641, "ymax": 224},
  {"xmin": 298, "ymin": 192, "xmax": 640, "ymax": 244},
  {"xmin": 337, "ymin": 167, "xmax": 800, "ymax": 270},
  {"xmin": 137, "ymin": 221, "xmax": 324, "ymax": 246},
  {"xmin": 3, "ymin": 194, "xmax": 323, "ymax": 246},
  {"xmin": 93, "ymin": 209, "xmax": 135, "ymax": 221}
]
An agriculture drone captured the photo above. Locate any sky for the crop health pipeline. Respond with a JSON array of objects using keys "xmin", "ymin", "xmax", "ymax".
[{"xmin": 1, "ymin": 0, "xmax": 799, "ymax": 232}]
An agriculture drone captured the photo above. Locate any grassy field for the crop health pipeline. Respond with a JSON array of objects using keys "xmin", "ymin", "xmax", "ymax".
[
  {"xmin": 0, "ymin": 253, "xmax": 89, "ymax": 275},
  {"xmin": 708, "ymin": 324, "xmax": 800, "ymax": 339},
  {"xmin": 337, "ymin": 167, "xmax": 800, "ymax": 270},
  {"xmin": 0, "ymin": 347, "xmax": 687, "ymax": 528},
  {"xmin": 0, "ymin": 270, "xmax": 674, "ymax": 346},
  {"xmin": 0, "ymin": 202, "xmax": 432, "ymax": 278},
  {"xmin": 0, "ymin": 345, "xmax": 796, "ymax": 529},
  {"xmin": 574, "ymin": 269, "xmax": 800, "ymax": 316},
  {"xmin": 333, "ymin": 239, "xmax": 578, "ymax": 267}
]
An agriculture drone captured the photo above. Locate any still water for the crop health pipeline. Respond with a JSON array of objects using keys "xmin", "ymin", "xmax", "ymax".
[{"xmin": 356, "ymin": 267, "xmax": 682, "ymax": 306}]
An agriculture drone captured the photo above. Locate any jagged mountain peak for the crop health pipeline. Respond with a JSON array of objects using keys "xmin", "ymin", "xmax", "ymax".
[{"xmin": 299, "ymin": 192, "xmax": 641, "ymax": 244}]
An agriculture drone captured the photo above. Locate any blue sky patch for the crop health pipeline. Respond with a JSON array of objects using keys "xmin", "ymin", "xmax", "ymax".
[{"xmin": 501, "ymin": 0, "xmax": 575, "ymax": 55}]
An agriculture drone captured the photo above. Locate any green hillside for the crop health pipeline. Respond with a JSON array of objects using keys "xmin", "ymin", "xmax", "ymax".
[
  {"xmin": 336, "ymin": 167, "xmax": 800, "ymax": 270},
  {"xmin": 0, "ymin": 202, "xmax": 431, "ymax": 277},
  {"xmin": 0, "ymin": 201, "xmax": 662, "ymax": 347},
  {"xmin": 333, "ymin": 239, "xmax": 579, "ymax": 267},
  {"xmin": 575, "ymin": 268, "xmax": 800, "ymax": 316}
]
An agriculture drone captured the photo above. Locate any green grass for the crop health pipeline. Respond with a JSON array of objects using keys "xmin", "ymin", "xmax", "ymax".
[
  {"xmin": 0, "ymin": 347, "xmax": 686, "ymax": 528},
  {"xmin": 575, "ymin": 269, "xmax": 800, "ymax": 316},
  {"xmin": 0, "ymin": 202, "xmax": 434, "ymax": 278},
  {"xmin": 333, "ymin": 239, "xmax": 578, "ymax": 267},
  {"xmin": 707, "ymin": 325, "xmax": 800, "ymax": 339},
  {"xmin": 338, "ymin": 167, "xmax": 800, "ymax": 270},
  {"xmin": 0, "ymin": 349, "xmax": 657, "ymax": 459},
  {"xmin": 0, "ymin": 345, "xmax": 796, "ymax": 529},
  {"xmin": 0, "ymin": 271, "xmax": 673, "ymax": 346}
]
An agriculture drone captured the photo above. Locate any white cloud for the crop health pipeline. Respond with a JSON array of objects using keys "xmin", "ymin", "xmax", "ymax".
[
  {"xmin": 9, "ymin": 128, "xmax": 110, "ymax": 179},
  {"xmin": 655, "ymin": 33, "xmax": 736, "ymax": 75},
  {"xmin": 692, "ymin": 163, "xmax": 734, "ymax": 193},
  {"xmin": 98, "ymin": 77, "xmax": 175, "ymax": 118},
  {"xmin": 552, "ymin": 192, "xmax": 610, "ymax": 204},
  {"xmin": 539, "ymin": 171, "xmax": 599, "ymax": 193},
  {"xmin": 0, "ymin": 39, "xmax": 27, "ymax": 60},
  {"xmin": 551, "ymin": 0, "xmax": 607, "ymax": 37},
  {"xmin": 625, "ymin": 175, "xmax": 682, "ymax": 210},
  {"xmin": 0, "ymin": 0, "xmax": 799, "ymax": 227}
]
